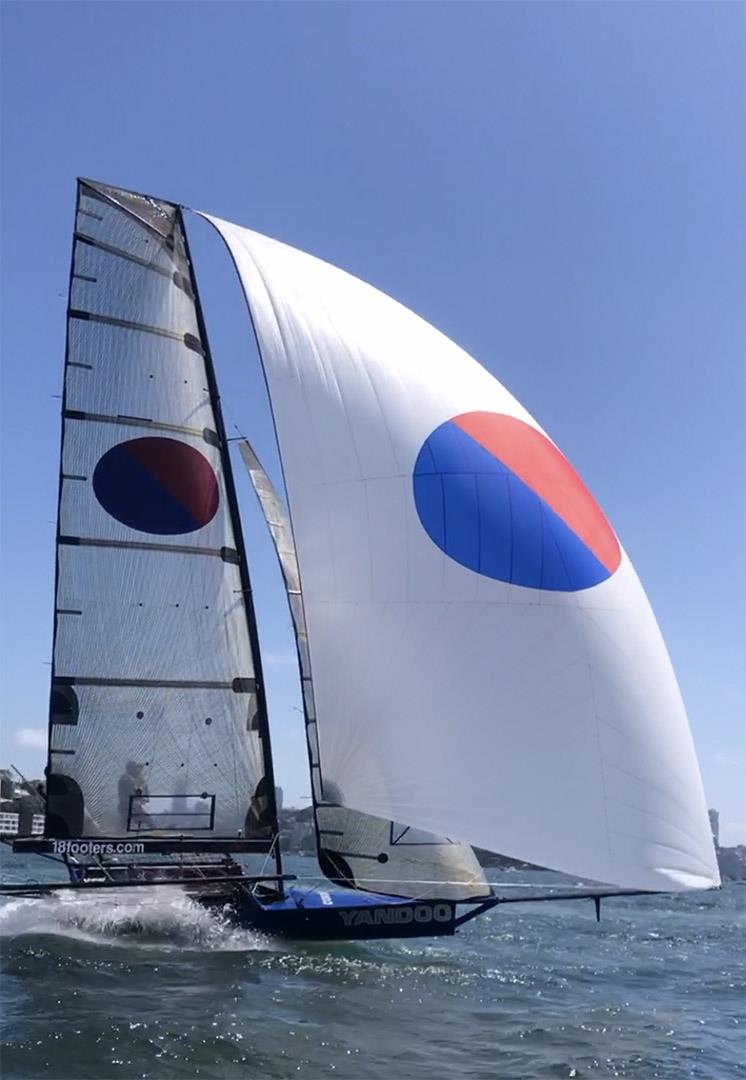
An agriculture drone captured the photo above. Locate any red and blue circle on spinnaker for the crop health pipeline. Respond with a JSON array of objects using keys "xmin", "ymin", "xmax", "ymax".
[
  {"xmin": 413, "ymin": 412, "xmax": 621, "ymax": 591},
  {"xmin": 93, "ymin": 437, "xmax": 219, "ymax": 535}
]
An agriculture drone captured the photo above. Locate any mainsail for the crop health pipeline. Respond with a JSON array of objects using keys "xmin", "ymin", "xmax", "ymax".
[
  {"xmin": 43, "ymin": 182, "xmax": 279, "ymax": 850},
  {"xmin": 239, "ymin": 440, "xmax": 489, "ymax": 900},
  {"xmin": 202, "ymin": 212, "xmax": 719, "ymax": 893}
]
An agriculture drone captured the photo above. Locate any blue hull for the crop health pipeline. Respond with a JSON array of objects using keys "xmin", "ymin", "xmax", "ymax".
[{"xmin": 217, "ymin": 886, "xmax": 458, "ymax": 940}]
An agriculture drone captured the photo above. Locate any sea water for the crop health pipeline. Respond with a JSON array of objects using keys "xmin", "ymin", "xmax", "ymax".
[{"xmin": 1, "ymin": 852, "xmax": 744, "ymax": 1079}]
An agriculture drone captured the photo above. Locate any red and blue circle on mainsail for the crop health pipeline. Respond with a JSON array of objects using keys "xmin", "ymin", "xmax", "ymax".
[
  {"xmin": 93, "ymin": 436, "xmax": 219, "ymax": 535},
  {"xmin": 413, "ymin": 412, "xmax": 621, "ymax": 591}
]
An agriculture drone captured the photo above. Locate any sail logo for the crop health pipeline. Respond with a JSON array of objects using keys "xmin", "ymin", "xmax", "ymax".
[
  {"xmin": 413, "ymin": 412, "xmax": 620, "ymax": 591},
  {"xmin": 51, "ymin": 840, "xmax": 145, "ymax": 856},
  {"xmin": 93, "ymin": 437, "xmax": 219, "ymax": 534}
]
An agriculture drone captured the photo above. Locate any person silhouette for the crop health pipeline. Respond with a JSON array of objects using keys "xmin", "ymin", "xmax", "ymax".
[{"xmin": 118, "ymin": 761, "xmax": 150, "ymax": 831}]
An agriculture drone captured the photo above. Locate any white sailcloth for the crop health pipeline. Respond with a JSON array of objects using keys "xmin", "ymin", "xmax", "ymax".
[
  {"xmin": 239, "ymin": 438, "xmax": 490, "ymax": 900},
  {"xmin": 203, "ymin": 212, "xmax": 719, "ymax": 892}
]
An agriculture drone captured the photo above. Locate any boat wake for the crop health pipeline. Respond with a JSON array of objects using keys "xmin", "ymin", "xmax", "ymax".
[{"xmin": 0, "ymin": 886, "xmax": 277, "ymax": 952}]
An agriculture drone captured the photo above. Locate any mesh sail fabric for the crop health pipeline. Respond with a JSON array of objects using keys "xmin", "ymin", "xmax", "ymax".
[
  {"xmin": 202, "ymin": 212, "xmax": 719, "ymax": 893},
  {"xmin": 46, "ymin": 182, "xmax": 272, "ymax": 841},
  {"xmin": 314, "ymin": 805, "xmax": 489, "ymax": 901},
  {"xmin": 239, "ymin": 441, "xmax": 489, "ymax": 901}
]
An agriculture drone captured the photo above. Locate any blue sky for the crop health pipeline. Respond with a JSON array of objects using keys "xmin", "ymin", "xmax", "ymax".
[{"xmin": 1, "ymin": 2, "xmax": 744, "ymax": 842}]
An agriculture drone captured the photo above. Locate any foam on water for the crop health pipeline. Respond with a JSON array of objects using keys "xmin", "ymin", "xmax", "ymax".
[{"xmin": 0, "ymin": 885, "xmax": 277, "ymax": 952}]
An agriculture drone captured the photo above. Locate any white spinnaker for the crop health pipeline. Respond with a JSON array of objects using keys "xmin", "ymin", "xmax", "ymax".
[{"xmin": 203, "ymin": 212, "xmax": 719, "ymax": 892}]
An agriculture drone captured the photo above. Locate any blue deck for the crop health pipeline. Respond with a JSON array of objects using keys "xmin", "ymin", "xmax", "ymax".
[
  {"xmin": 271, "ymin": 886, "xmax": 410, "ymax": 909},
  {"xmin": 231, "ymin": 885, "xmax": 459, "ymax": 940}
]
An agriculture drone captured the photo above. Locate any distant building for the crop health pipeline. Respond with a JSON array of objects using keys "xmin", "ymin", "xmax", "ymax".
[
  {"xmin": 719, "ymin": 845, "xmax": 746, "ymax": 881},
  {"xmin": 18, "ymin": 803, "xmax": 36, "ymax": 836},
  {"xmin": 275, "ymin": 786, "xmax": 284, "ymax": 812},
  {"xmin": 0, "ymin": 805, "xmax": 45, "ymax": 836},
  {"xmin": 0, "ymin": 812, "xmax": 19, "ymax": 835},
  {"xmin": 277, "ymin": 805, "xmax": 315, "ymax": 853},
  {"xmin": 708, "ymin": 808, "xmax": 720, "ymax": 849}
]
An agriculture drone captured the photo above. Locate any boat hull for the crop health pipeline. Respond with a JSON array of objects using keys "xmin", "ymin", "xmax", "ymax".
[{"xmin": 200, "ymin": 886, "xmax": 458, "ymax": 940}]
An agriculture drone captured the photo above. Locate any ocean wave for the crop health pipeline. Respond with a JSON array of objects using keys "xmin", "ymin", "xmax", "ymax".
[{"xmin": 0, "ymin": 886, "xmax": 278, "ymax": 952}]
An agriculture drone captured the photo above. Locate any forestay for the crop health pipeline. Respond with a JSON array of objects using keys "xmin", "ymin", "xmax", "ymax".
[
  {"xmin": 239, "ymin": 440, "xmax": 489, "ymax": 901},
  {"xmin": 201, "ymin": 212, "xmax": 719, "ymax": 892},
  {"xmin": 44, "ymin": 182, "xmax": 277, "ymax": 845}
]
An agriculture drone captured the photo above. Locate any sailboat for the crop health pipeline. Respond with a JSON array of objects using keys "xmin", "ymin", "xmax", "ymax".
[{"xmin": 0, "ymin": 179, "xmax": 719, "ymax": 940}]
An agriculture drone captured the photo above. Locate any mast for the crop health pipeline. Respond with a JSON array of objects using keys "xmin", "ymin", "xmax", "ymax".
[{"xmin": 178, "ymin": 208, "xmax": 283, "ymax": 885}]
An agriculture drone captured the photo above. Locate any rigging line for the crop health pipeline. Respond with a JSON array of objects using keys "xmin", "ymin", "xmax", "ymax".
[
  {"xmin": 189, "ymin": 704, "xmax": 240, "ymax": 797},
  {"xmin": 602, "ymin": 765, "xmax": 709, "ymax": 842},
  {"xmin": 228, "ymin": 702, "xmax": 241, "ymax": 828},
  {"xmin": 218, "ymin": 395, "xmax": 249, "ymax": 443},
  {"xmin": 149, "ymin": 714, "xmax": 197, "ymax": 793},
  {"xmin": 191, "ymin": 634, "xmax": 248, "ymax": 829},
  {"xmin": 285, "ymin": 874, "xmax": 651, "ymax": 893},
  {"xmin": 578, "ymin": 612, "xmax": 711, "ymax": 834},
  {"xmin": 578, "ymin": 606, "xmax": 612, "ymax": 864}
]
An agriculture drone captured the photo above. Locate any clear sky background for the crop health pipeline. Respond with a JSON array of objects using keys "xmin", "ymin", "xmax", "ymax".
[{"xmin": 1, "ymin": 2, "xmax": 744, "ymax": 842}]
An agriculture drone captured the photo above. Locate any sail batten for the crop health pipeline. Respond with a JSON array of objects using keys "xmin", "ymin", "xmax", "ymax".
[
  {"xmin": 204, "ymin": 212, "xmax": 719, "ymax": 893},
  {"xmin": 53, "ymin": 677, "xmax": 253, "ymax": 690},
  {"xmin": 58, "ymin": 536, "xmax": 238, "ymax": 560},
  {"xmin": 68, "ymin": 308, "xmax": 201, "ymax": 345}
]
